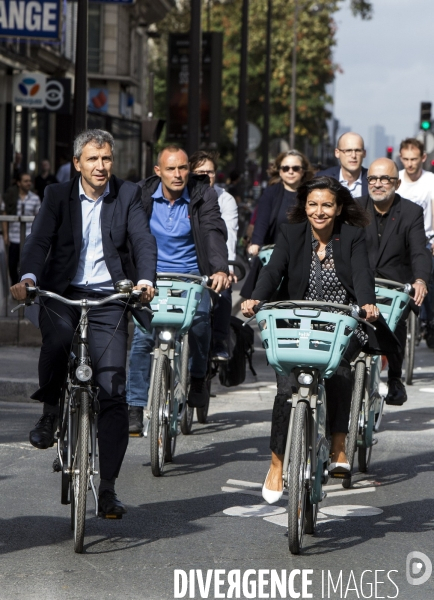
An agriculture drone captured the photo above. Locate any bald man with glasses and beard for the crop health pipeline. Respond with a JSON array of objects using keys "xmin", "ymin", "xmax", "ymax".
[
  {"xmin": 318, "ymin": 132, "xmax": 368, "ymax": 198},
  {"xmin": 357, "ymin": 158, "xmax": 431, "ymax": 406}
]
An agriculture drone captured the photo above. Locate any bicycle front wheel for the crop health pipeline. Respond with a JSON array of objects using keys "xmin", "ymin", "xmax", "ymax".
[
  {"xmin": 150, "ymin": 355, "xmax": 170, "ymax": 476},
  {"xmin": 343, "ymin": 360, "xmax": 365, "ymax": 489},
  {"xmin": 288, "ymin": 401, "xmax": 309, "ymax": 555},
  {"xmin": 405, "ymin": 311, "xmax": 416, "ymax": 385},
  {"xmin": 72, "ymin": 389, "xmax": 90, "ymax": 554}
]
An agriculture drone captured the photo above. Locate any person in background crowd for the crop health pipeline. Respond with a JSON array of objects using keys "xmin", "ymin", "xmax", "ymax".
[
  {"xmin": 318, "ymin": 132, "xmax": 368, "ymax": 198},
  {"xmin": 126, "ymin": 146, "xmax": 230, "ymax": 434},
  {"xmin": 227, "ymin": 170, "xmax": 242, "ymax": 204},
  {"xmin": 189, "ymin": 150, "xmax": 238, "ymax": 360},
  {"xmin": 240, "ymin": 150, "xmax": 313, "ymax": 299},
  {"xmin": 1, "ymin": 172, "xmax": 41, "ymax": 285},
  {"xmin": 56, "ymin": 154, "xmax": 71, "ymax": 184},
  {"xmin": 34, "ymin": 160, "xmax": 57, "ymax": 201},
  {"xmin": 398, "ymin": 138, "xmax": 434, "ymax": 347},
  {"xmin": 358, "ymin": 158, "xmax": 431, "ymax": 406}
]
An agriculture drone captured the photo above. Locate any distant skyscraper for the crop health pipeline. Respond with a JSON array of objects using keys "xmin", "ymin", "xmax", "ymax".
[{"xmin": 367, "ymin": 125, "xmax": 395, "ymax": 164}]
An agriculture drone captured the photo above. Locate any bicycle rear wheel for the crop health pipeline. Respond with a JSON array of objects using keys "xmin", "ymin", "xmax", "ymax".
[
  {"xmin": 150, "ymin": 355, "xmax": 170, "ymax": 476},
  {"xmin": 405, "ymin": 311, "xmax": 416, "ymax": 385},
  {"xmin": 72, "ymin": 389, "xmax": 90, "ymax": 554},
  {"xmin": 343, "ymin": 360, "xmax": 365, "ymax": 489},
  {"xmin": 288, "ymin": 401, "xmax": 309, "ymax": 555}
]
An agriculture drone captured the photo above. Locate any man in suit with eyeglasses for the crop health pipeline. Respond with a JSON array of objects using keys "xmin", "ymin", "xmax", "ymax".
[
  {"xmin": 318, "ymin": 132, "xmax": 368, "ymax": 198},
  {"xmin": 358, "ymin": 158, "xmax": 431, "ymax": 406}
]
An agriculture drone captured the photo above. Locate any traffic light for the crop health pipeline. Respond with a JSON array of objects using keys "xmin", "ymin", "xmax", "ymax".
[
  {"xmin": 386, "ymin": 146, "xmax": 393, "ymax": 159},
  {"xmin": 420, "ymin": 102, "xmax": 432, "ymax": 131}
]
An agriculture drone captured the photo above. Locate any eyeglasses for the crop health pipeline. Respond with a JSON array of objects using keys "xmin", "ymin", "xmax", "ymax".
[
  {"xmin": 338, "ymin": 148, "xmax": 364, "ymax": 155},
  {"xmin": 367, "ymin": 175, "xmax": 398, "ymax": 185},
  {"xmin": 280, "ymin": 165, "xmax": 303, "ymax": 173},
  {"xmin": 194, "ymin": 170, "xmax": 215, "ymax": 176}
]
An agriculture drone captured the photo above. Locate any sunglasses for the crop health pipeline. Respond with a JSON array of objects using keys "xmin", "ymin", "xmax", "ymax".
[{"xmin": 280, "ymin": 165, "xmax": 303, "ymax": 173}]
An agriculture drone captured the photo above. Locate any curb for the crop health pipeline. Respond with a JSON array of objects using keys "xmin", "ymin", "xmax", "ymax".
[{"xmin": 0, "ymin": 378, "xmax": 39, "ymax": 403}]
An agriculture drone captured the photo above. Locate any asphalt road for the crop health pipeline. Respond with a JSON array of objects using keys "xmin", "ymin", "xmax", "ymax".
[{"xmin": 1, "ymin": 341, "xmax": 434, "ymax": 600}]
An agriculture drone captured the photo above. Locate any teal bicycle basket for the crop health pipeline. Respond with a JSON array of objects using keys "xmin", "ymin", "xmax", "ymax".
[
  {"xmin": 134, "ymin": 279, "xmax": 205, "ymax": 334},
  {"xmin": 256, "ymin": 307, "xmax": 358, "ymax": 378},
  {"xmin": 375, "ymin": 286, "xmax": 410, "ymax": 333}
]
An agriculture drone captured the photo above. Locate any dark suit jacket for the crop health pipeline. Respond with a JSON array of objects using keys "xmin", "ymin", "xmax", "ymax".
[
  {"xmin": 317, "ymin": 165, "xmax": 369, "ymax": 197},
  {"xmin": 252, "ymin": 220, "xmax": 397, "ymax": 354},
  {"xmin": 251, "ymin": 182, "xmax": 286, "ymax": 246},
  {"xmin": 357, "ymin": 194, "xmax": 431, "ymax": 284},
  {"xmin": 20, "ymin": 174, "xmax": 157, "ymax": 329}
]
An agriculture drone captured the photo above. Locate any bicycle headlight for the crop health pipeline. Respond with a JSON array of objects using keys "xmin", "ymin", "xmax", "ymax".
[
  {"xmin": 76, "ymin": 365, "xmax": 93, "ymax": 382},
  {"xmin": 159, "ymin": 331, "xmax": 172, "ymax": 342},
  {"xmin": 298, "ymin": 373, "xmax": 313, "ymax": 385}
]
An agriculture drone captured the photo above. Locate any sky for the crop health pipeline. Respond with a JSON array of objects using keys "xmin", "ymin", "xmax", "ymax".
[{"xmin": 332, "ymin": 0, "xmax": 434, "ymax": 161}]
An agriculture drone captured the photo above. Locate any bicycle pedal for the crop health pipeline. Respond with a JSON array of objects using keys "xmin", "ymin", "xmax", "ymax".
[
  {"xmin": 329, "ymin": 471, "xmax": 351, "ymax": 479},
  {"xmin": 52, "ymin": 457, "xmax": 62, "ymax": 472},
  {"xmin": 129, "ymin": 432, "xmax": 143, "ymax": 438},
  {"xmin": 98, "ymin": 512, "xmax": 122, "ymax": 520}
]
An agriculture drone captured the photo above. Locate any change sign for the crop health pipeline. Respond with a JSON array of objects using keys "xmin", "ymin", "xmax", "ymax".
[{"xmin": 0, "ymin": 0, "xmax": 61, "ymax": 39}]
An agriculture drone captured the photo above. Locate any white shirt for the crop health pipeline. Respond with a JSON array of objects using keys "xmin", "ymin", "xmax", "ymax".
[
  {"xmin": 339, "ymin": 169, "xmax": 363, "ymax": 198},
  {"xmin": 214, "ymin": 185, "xmax": 238, "ymax": 263},
  {"xmin": 2, "ymin": 191, "xmax": 40, "ymax": 244},
  {"xmin": 398, "ymin": 169, "xmax": 434, "ymax": 236}
]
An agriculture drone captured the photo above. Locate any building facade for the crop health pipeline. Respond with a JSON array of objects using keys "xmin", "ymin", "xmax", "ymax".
[{"xmin": 0, "ymin": 0, "xmax": 175, "ymax": 191}]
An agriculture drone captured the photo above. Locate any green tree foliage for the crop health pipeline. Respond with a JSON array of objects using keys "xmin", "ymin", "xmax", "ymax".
[{"xmin": 151, "ymin": 0, "xmax": 373, "ymax": 157}]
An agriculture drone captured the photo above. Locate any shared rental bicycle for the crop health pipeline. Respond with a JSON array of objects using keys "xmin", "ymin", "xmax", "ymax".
[
  {"xmin": 247, "ymin": 299, "xmax": 369, "ymax": 554},
  {"xmin": 13, "ymin": 280, "xmax": 144, "ymax": 553},
  {"xmin": 344, "ymin": 278, "xmax": 412, "ymax": 486},
  {"xmin": 134, "ymin": 273, "xmax": 209, "ymax": 476}
]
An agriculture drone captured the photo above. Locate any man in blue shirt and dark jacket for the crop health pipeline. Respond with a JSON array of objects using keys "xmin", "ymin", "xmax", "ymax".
[{"xmin": 127, "ymin": 145, "xmax": 230, "ymax": 433}]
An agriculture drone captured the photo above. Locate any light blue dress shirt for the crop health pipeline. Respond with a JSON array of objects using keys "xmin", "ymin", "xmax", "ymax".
[
  {"xmin": 339, "ymin": 168, "xmax": 363, "ymax": 198},
  {"xmin": 150, "ymin": 182, "xmax": 199, "ymax": 273},
  {"xmin": 70, "ymin": 179, "xmax": 112, "ymax": 291}
]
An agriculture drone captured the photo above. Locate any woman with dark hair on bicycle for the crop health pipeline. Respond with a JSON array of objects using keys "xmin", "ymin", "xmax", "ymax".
[
  {"xmin": 241, "ymin": 150, "xmax": 314, "ymax": 298},
  {"xmin": 241, "ymin": 176, "xmax": 396, "ymax": 503}
]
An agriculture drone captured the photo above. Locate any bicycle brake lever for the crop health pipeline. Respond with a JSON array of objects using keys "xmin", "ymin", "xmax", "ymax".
[{"xmin": 11, "ymin": 303, "xmax": 27, "ymax": 313}]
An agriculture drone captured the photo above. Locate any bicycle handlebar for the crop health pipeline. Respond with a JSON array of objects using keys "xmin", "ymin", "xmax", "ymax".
[
  {"xmin": 375, "ymin": 278, "xmax": 413, "ymax": 295},
  {"xmin": 11, "ymin": 286, "xmax": 152, "ymax": 313}
]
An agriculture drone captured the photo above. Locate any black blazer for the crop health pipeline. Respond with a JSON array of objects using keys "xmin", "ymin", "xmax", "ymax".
[
  {"xmin": 357, "ymin": 194, "xmax": 431, "ymax": 284},
  {"xmin": 251, "ymin": 220, "xmax": 398, "ymax": 354},
  {"xmin": 317, "ymin": 165, "xmax": 369, "ymax": 197},
  {"xmin": 252, "ymin": 221, "xmax": 375, "ymax": 305},
  {"xmin": 20, "ymin": 175, "xmax": 157, "ymax": 329},
  {"xmin": 251, "ymin": 182, "xmax": 286, "ymax": 246}
]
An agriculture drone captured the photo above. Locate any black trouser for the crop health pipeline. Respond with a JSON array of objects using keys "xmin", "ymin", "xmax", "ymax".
[
  {"xmin": 8, "ymin": 242, "xmax": 20, "ymax": 285},
  {"xmin": 386, "ymin": 315, "xmax": 407, "ymax": 380},
  {"xmin": 213, "ymin": 286, "xmax": 232, "ymax": 345},
  {"xmin": 33, "ymin": 288, "xmax": 129, "ymax": 481},
  {"xmin": 270, "ymin": 336, "xmax": 361, "ymax": 455}
]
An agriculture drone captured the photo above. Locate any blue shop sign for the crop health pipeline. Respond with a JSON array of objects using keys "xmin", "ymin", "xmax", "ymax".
[
  {"xmin": 0, "ymin": 0, "xmax": 61, "ymax": 39},
  {"xmin": 90, "ymin": 0, "xmax": 135, "ymax": 3}
]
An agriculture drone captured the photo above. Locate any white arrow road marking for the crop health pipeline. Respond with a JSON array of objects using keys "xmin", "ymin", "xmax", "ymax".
[
  {"xmin": 223, "ymin": 505, "xmax": 285, "ymax": 518},
  {"xmin": 222, "ymin": 478, "xmax": 375, "ymax": 499}
]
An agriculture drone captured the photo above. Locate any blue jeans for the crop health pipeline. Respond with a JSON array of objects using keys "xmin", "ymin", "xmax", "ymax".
[{"xmin": 127, "ymin": 285, "xmax": 211, "ymax": 408}]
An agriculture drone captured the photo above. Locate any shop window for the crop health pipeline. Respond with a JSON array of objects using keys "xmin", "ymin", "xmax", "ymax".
[{"xmin": 88, "ymin": 5, "xmax": 102, "ymax": 73}]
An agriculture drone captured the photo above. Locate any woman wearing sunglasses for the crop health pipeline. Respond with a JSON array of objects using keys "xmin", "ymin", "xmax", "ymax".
[{"xmin": 241, "ymin": 151, "xmax": 313, "ymax": 298}]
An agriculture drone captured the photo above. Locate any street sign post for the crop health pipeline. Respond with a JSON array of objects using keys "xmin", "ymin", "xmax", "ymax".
[{"xmin": 0, "ymin": 0, "xmax": 62, "ymax": 39}]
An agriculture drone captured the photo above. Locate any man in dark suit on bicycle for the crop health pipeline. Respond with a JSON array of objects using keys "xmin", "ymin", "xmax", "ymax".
[
  {"xmin": 358, "ymin": 157, "xmax": 431, "ymax": 406},
  {"xmin": 10, "ymin": 129, "xmax": 157, "ymax": 517}
]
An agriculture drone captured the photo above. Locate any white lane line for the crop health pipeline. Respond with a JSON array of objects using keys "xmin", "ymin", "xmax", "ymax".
[
  {"xmin": 232, "ymin": 390, "xmax": 274, "ymax": 395},
  {"xmin": 419, "ymin": 388, "xmax": 434, "ymax": 393},
  {"xmin": 326, "ymin": 487, "xmax": 376, "ymax": 498},
  {"xmin": 227, "ymin": 479, "xmax": 262, "ymax": 489},
  {"xmin": 221, "ymin": 487, "xmax": 265, "ymax": 498}
]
